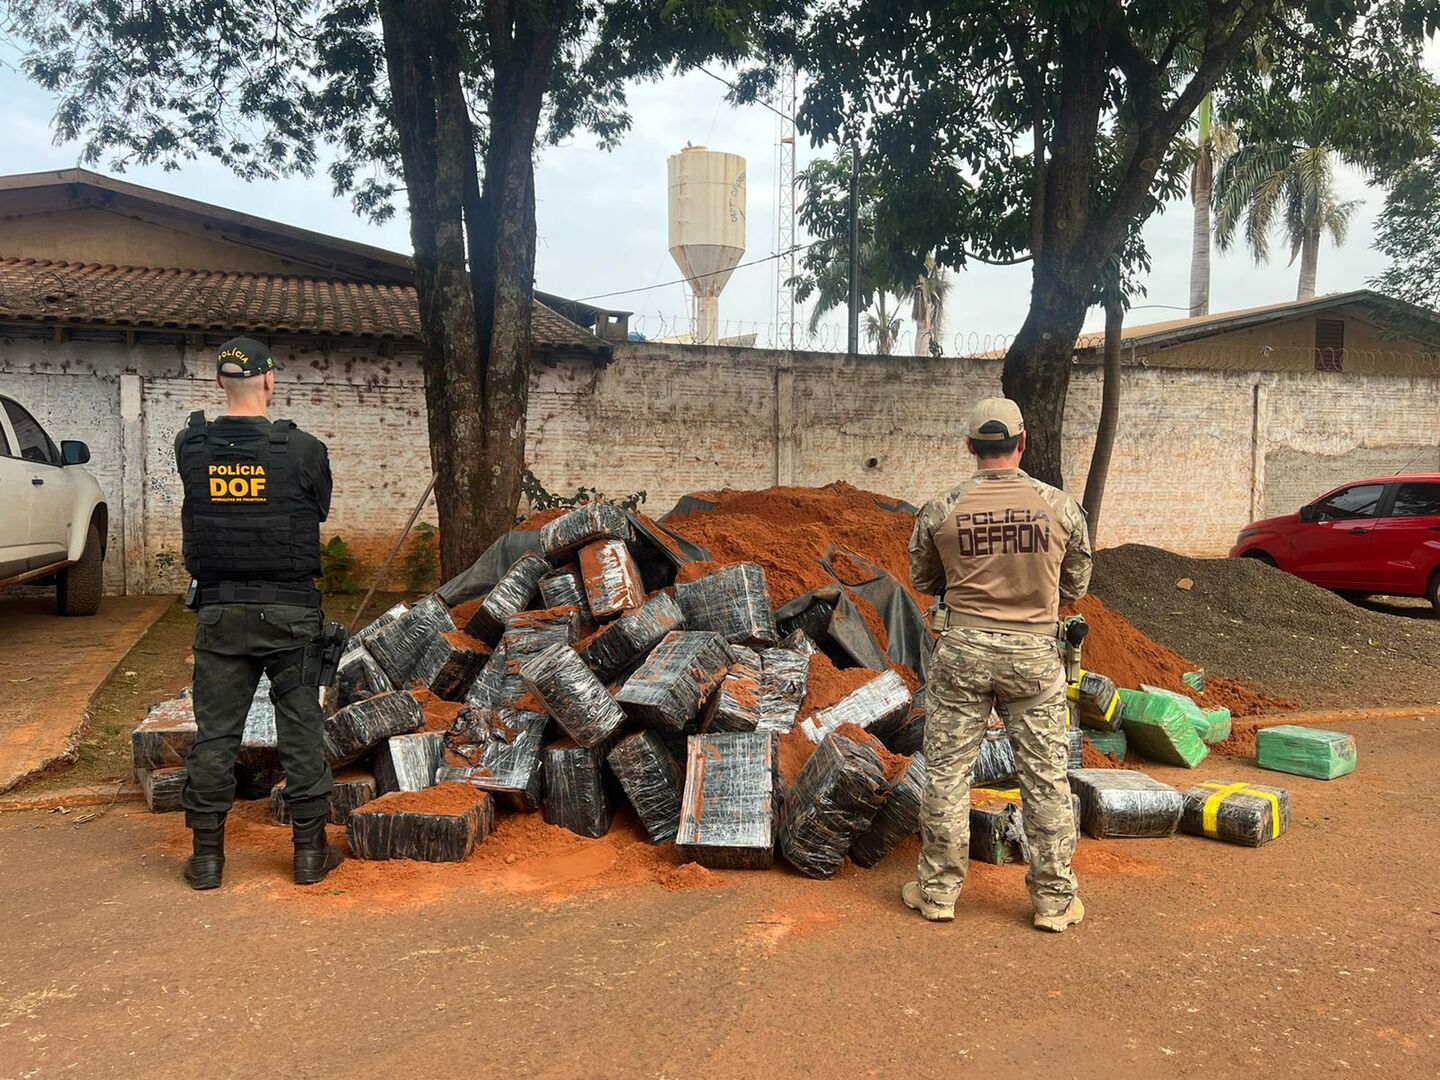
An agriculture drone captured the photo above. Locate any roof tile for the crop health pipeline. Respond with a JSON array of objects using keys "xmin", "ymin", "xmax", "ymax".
[{"xmin": 0, "ymin": 257, "xmax": 604, "ymax": 352}]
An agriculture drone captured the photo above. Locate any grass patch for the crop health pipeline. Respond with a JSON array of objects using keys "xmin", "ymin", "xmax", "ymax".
[{"xmin": 15, "ymin": 591, "xmax": 418, "ymax": 797}]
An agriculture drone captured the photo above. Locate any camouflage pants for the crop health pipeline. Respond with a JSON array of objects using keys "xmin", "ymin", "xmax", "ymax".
[{"xmin": 918, "ymin": 626, "xmax": 1079, "ymax": 916}]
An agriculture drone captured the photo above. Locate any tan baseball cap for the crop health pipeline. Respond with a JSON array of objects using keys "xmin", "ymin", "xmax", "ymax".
[{"xmin": 969, "ymin": 397, "xmax": 1025, "ymax": 441}]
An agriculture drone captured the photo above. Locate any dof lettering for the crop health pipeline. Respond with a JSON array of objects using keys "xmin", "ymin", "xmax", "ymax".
[{"xmin": 208, "ymin": 463, "xmax": 267, "ymax": 500}]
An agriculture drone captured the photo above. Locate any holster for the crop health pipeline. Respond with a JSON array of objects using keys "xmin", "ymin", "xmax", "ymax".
[{"xmin": 270, "ymin": 622, "xmax": 350, "ymax": 700}]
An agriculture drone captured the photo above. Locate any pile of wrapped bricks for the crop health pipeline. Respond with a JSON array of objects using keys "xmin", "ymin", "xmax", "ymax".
[
  {"xmin": 132, "ymin": 503, "xmax": 1349, "ymax": 871},
  {"xmin": 130, "ymin": 506, "xmax": 922, "ymax": 875}
]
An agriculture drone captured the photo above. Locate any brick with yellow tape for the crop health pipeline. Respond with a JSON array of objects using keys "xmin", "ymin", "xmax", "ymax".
[{"xmin": 1180, "ymin": 779, "xmax": 1290, "ymax": 847}]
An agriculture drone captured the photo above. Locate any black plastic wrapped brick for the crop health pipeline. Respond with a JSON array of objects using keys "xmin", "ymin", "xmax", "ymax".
[
  {"xmin": 1069, "ymin": 768, "xmax": 1184, "ymax": 839},
  {"xmin": 466, "ymin": 553, "xmax": 552, "ymax": 643},
  {"xmin": 706, "ymin": 646, "xmax": 764, "ymax": 732},
  {"xmin": 437, "ymin": 707, "xmax": 548, "ymax": 810},
  {"xmin": 616, "ymin": 630, "xmax": 731, "ymax": 732},
  {"xmin": 607, "ymin": 731, "xmax": 686, "ymax": 843},
  {"xmin": 414, "ymin": 630, "xmax": 491, "ymax": 701},
  {"xmin": 798, "ymin": 669, "xmax": 913, "ymax": 744},
  {"xmin": 464, "ymin": 644, "xmax": 530, "ymax": 711},
  {"xmin": 578, "ymin": 538, "xmax": 646, "ymax": 619},
  {"xmin": 776, "ymin": 629, "xmax": 820, "ymax": 658},
  {"xmin": 347, "ymin": 785, "xmax": 495, "ymax": 862},
  {"xmin": 1067, "ymin": 726, "xmax": 1084, "ymax": 771},
  {"xmin": 537, "ymin": 568, "xmax": 596, "ymax": 628},
  {"xmin": 675, "ymin": 562, "xmax": 778, "ymax": 647},
  {"xmin": 367, "ymin": 595, "xmax": 456, "ymax": 688},
  {"xmin": 131, "ymin": 695, "xmax": 198, "ymax": 770},
  {"xmin": 849, "ymin": 753, "xmax": 927, "ymax": 868},
  {"xmin": 972, "ymin": 729, "xmax": 1017, "ymax": 785},
  {"xmin": 886, "ymin": 709, "xmax": 927, "ymax": 756},
  {"xmin": 539, "ymin": 503, "xmax": 637, "ymax": 560},
  {"xmin": 351, "ymin": 603, "xmax": 408, "ymax": 649},
  {"xmin": 576, "ymin": 592, "xmax": 686, "ymax": 681},
  {"xmin": 1180, "ymin": 780, "xmax": 1291, "ymax": 847},
  {"xmin": 520, "ymin": 643, "xmax": 628, "ymax": 748},
  {"xmin": 323, "ymin": 690, "xmax": 425, "ymax": 765},
  {"xmin": 137, "ymin": 766, "xmax": 185, "ymax": 813},
  {"xmin": 780, "ymin": 731, "xmax": 890, "ymax": 879},
  {"xmin": 756, "ymin": 647, "xmax": 809, "ymax": 733},
  {"xmin": 373, "ymin": 731, "xmax": 444, "ymax": 794},
  {"xmin": 968, "ymin": 787, "xmax": 1085, "ymax": 864},
  {"xmin": 335, "ymin": 642, "xmax": 393, "ymax": 708},
  {"xmin": 543, "ymin": 741, "xmax": 616, "ymax": 838},
  {"xmin": 271, "ymin": 770, "xmax": 377, "ymax": 826},
  {"xmin": 500, "ymin": 606, "xmax": 582, "ymax": 660},
  {"xmin": 676, "ymin": 731, "xmax": 777, "ymax": 869}
]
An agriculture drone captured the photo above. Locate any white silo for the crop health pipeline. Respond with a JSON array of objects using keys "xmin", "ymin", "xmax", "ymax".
[{"xmin": 667, "ymin": 146, "xmax": 746, "ymax": 345}]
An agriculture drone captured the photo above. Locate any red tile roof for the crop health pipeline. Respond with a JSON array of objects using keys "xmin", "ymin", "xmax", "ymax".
[{"xmin": 0, "ymin": 257, "xmax": 605, "ymax": 352}]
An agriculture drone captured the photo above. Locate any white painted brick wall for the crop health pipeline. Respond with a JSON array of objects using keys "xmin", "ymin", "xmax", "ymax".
[{"xmin": 5, "ymin": 333, "xmax": 1438, "ymax": 590}]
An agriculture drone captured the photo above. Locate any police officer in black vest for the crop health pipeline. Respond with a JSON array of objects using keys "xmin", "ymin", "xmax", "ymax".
[{"xmin": 176, "ymin": 337, "xmax": 344, "ymax": 890}]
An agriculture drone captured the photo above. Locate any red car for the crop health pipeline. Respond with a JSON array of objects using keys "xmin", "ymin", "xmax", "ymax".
[{"xmin": 1230, "ymin": 474, "xmax": 1440, "ymax": 613}]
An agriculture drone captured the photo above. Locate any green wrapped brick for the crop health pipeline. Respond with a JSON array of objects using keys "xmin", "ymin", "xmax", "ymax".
[
  {"xmin": 1118, "ymin": 689, "xmax": 1208, "ymax": 768},
  {"xmin": 1180, "ymin": 780, "xmax": 1290, "ymax": 847},
  {"xmin": 1084, "ymin": 730, "xmax": 1127, "ymax": 759},
  {"xmin": 1138, "ymin": 684, "xmax": 1231, "ymax": 744},
  {"xmin": 1256, "ymin": 725, "xmax": 1357, "ymax": 780},
  {"xmin": 1201, "ymin": 707, "xmax": 1232, "ymax": 745}
]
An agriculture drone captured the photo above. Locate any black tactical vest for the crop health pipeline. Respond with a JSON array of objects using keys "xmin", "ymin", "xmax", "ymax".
[{"xmin": 179, "ymin": 412, "xmax": 322, "ymax": 584}]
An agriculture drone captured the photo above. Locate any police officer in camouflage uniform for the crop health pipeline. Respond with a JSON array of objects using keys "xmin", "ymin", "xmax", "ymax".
[
  {"xmin": 176, "ymin": 337, "xmax": 344, "ymax": 890},
  {"xmin": 904, "ymin": 397, "xmax": 1092, "ymax": 931}
]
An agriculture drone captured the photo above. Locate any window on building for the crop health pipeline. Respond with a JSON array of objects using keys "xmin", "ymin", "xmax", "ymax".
[
  {"xmin": 1315, "ymin": 318, "xmax": 1345, "ymax": 372},
  {"xmin": 1391, "ymin": 482, "xmax": 1440, "ymax": 518}
]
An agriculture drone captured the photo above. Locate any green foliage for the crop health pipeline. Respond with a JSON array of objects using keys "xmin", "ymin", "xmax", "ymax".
[
  {"xmin": 318, "ymin": 536, "xmax": 360, "ymax": 595},
  {"xmin": 522, "ymin": 469, "xmax": 646, "ymax": 513},
  {"xmin": 3, "ymin": 0, "xmax": 793, "ymax": 222},
  {"xmin": 403, "ymin": 522, "xmax": 440, "ymax": 592},
  {"xmin": 1370, "ymin": 154, "xmax": 1440, "ymax": 311}
]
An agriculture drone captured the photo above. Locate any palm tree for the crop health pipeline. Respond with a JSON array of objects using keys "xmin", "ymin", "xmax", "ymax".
[
  {"xmin": 910, "ymin": 256, "xmax": 951, "ymax": 355},
  {"xmin": 1189, "ymin": 94, "xmax": 1236, "ymax": 316},
  {"xmin": 863, "ymin": 293, "xmax": 901, "ymax": 355},
  {"xmin": 1212, "ymin": 131, "xmax": 1359, "ymax": 300}
]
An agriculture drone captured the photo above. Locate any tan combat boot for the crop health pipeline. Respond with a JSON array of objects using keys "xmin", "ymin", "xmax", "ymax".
[
  {"xmin": 901, "ymin": 881, "xmax": 955, "ymax": 922},
  {"xmin": 1034, "ymin": 897, "xmax": 1085, "ymax": 933}
]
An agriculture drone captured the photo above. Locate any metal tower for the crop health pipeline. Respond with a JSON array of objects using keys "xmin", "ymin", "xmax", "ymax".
[{"xmin": 774, "ymin": 65, "xmax": 798, "ymax": 351}]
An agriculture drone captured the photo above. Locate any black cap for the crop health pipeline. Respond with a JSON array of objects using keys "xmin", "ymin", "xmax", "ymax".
[{"xmin": 216, "ymin": 337, "xmax": 282, "ymax": 378}]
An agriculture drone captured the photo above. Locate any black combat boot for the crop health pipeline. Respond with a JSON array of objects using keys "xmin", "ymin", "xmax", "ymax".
[
  {"xmin": 183, "ymin": 817, "xmax": 226, "ymax": 890},
  {"xmin": 292, "ymin": 815, "xmax": 344, "ymax": 885}
]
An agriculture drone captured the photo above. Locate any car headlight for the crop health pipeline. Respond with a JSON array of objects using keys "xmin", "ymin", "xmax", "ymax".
[{"xmin": 1236, "ymin": 529, "xmax": 1262, "ymax": 543}]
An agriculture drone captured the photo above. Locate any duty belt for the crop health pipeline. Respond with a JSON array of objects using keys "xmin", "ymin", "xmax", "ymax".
[{"xmin": 195, "ymin": 581, "xmax": 322, "ymax": 608}]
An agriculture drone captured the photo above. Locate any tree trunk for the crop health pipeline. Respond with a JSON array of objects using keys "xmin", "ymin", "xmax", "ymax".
[
  {"xmin": 1297, "ymin": 227, "xmax": 1320, "ymax": 299},
  {"xmin": 380, "ymin": 0, "xmax": 563, "ymax": 578},
  {"xmin": 1002, "ymin": 268, "xmax": 1090, "ymax": 489},
  {"xmin": 1082, "ymin": 298, "xmax": 1124, "ymax": 547},
  {"xmin": 379, "ymin": 0, "xmax": 489, "ymax": 579},
  {"xmin": 1189, "ymin": 150, "xmax": 1212, "ymax": 317}
]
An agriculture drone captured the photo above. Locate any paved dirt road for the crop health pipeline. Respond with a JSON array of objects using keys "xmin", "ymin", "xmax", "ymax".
[
  {"xmin": 1, "ymin": 714, "xmax": 1435, "ymax": 1079},
  {"xmin": 0, "ymin": 595, "xmax": 172, "ymax": 793}
]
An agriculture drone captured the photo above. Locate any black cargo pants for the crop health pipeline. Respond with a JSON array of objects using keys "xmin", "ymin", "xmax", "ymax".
[{"xmin": 181, "ymin": 603, "xmax": 333, "ymax": 828}]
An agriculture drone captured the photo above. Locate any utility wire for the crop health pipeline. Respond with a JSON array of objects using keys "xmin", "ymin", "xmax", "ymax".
[
  {"xmin": 696, "ymin": 66, "xmax": 795, "ymax": 123},
  {"xmin": 574, "ymin": 241, "xmax": 817, "ymax": 302}
]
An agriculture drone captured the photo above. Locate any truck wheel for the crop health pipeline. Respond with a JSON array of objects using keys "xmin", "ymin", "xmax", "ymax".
[
  {"xmin": 56, "ymin": 524, "xmax": 103, "ymax": 616},
  {"xmin": 1429, "ymin": 571, "xmax": 1440, "ymax": 617}
]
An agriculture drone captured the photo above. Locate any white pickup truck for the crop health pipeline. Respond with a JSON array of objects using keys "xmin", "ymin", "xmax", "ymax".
[{"xmin": 0, "ymin": 393, "xmax": 108, "ymax": 615}]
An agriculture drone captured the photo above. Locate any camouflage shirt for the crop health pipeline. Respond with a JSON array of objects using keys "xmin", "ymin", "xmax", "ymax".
[{"xmin": 910, "ymin": 468, "xmax": 1091, "ymax": 632}]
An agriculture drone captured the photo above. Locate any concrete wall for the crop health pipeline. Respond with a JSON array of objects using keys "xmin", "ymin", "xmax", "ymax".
[{"xmin": 5, "ymin": 331, "xmax": 1438, "ymax": 593}]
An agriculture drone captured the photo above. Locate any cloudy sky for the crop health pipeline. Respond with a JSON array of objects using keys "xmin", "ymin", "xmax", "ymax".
[{"xmin": 0, "ymin": 53, "xmax": 1390, "ymax": 348}]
